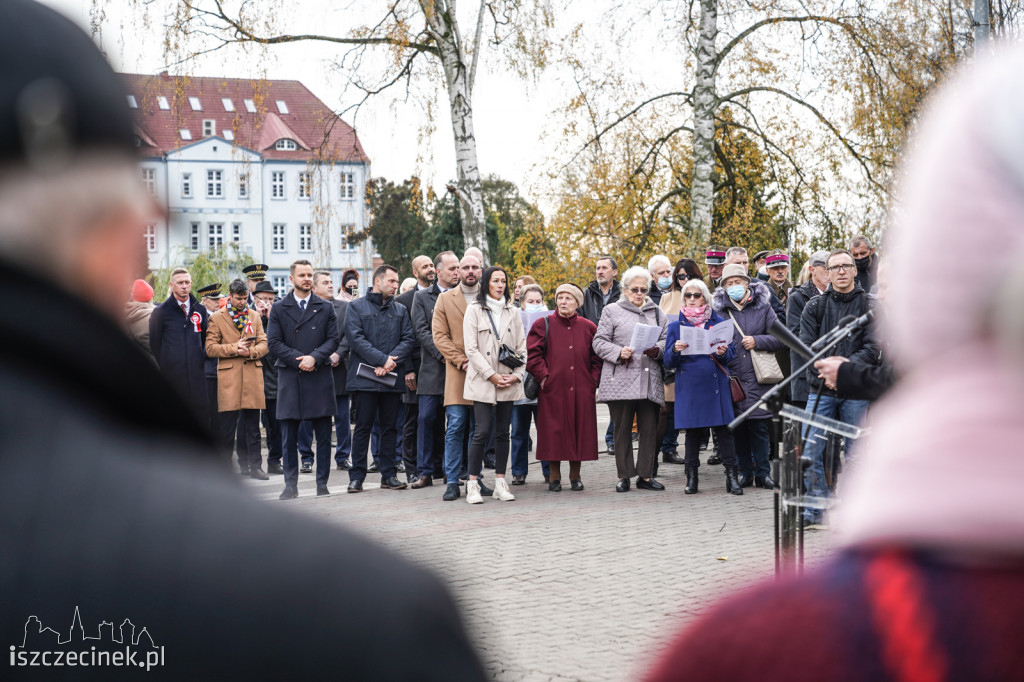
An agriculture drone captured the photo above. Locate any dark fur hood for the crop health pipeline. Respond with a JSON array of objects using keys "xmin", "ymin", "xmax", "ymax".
[{"xmin": 712, "ymin": 279, "xmax": 772, "ymax": 313}]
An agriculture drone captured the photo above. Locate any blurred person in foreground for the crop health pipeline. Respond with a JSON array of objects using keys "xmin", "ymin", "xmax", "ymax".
[
  {"xmin": 0, "ymin": 2, "xmax": 484, "ymax": 677},
  {"xmin": 647, "ymin": 49, "xmax": 1024, "ymax": 682}
]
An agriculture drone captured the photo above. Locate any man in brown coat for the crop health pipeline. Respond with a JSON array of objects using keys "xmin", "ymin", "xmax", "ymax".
[
  {"xmin": 431, "ymin": 254, "xmax": 492, "ymax": 501},
  {"xmin": 206, "ymin": 279, "xmax": 270, "ymax": 479}
]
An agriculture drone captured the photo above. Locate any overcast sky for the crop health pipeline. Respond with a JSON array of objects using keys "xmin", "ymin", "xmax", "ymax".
[{"xmin": 41, "ymin": 0, "xmax": 671, "ymax": 216}]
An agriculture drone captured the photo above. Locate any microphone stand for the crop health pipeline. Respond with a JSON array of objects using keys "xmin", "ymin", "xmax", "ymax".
[{"xmin": 728, "ymin": 316, "xmax": 867, "ymax": 577}]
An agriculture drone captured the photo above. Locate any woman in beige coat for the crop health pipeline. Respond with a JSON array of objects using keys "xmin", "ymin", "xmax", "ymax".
[{"xmin": 462, "ymin": 266, "xmax": 526, "ymax": 504}]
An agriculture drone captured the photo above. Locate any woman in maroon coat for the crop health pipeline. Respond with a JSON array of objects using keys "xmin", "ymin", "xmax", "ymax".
[{"xmin": 526, "ymin": 283, "xmax": 603, "ymax": 491}]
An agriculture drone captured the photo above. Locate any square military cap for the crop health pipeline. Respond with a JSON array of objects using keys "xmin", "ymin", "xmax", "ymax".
[
  {"xmin": 242, "ymin": 264, "xmax": 268, "ymax": 281},
  {"xmin": 197, "ymin": 283, "xmax": 224, "ymax": 299}
]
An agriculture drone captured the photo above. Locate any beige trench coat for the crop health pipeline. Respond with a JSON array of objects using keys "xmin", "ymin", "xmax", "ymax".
[
  {"xmin": 462, "ymin": 301, "xmax": 526, "ymax": 404},
  {"xmin": 205, "ymin": 308, "xmax": 268, "ymax": 411}
]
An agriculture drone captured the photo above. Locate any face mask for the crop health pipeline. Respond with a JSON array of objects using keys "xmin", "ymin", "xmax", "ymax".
[
  {"xmin": 524, "ymin": 303, "xmax": 545, "ymax": 313},
  {"xmin": 727, "ymin": 285, "xmax": 746, "ymax": 302},
  {"xmin": 657, "ymin": 276, "xmax": 672, "ymax": 290},
  {"xmin": 855, "ymin": 256, "xmax": 871, "ymax": 271},
  {"xmin": 346, "ymin": 286, "xmax": 357, "ymax": 295}
]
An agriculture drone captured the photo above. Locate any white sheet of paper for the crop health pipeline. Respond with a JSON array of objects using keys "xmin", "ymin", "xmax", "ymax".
[
  {"xmin": 707, "ymin": 319, "xmax": 735, "ymax": 349},
  {"xmin": 629, "ymin": 323, "xmax": 661, "ymax": 351},
  {"xmin": 676, "ymin": 325, "xmax": 710, "ymax": 355},
  {"xmin": 520, "ymin": 309, "xmax": 553, "ymax": 333}
]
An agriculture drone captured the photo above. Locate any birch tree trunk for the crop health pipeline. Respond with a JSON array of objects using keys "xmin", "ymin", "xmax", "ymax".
[
  {"xmin": 690, "ymin": 0, "xmax": 718, "ymax": 243},
  {"xmin": 423, "ymin": 4, "xmax": 489, "ymax": 260}
]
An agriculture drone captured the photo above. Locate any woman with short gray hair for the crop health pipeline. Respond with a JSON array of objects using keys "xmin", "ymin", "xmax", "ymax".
[{"xmin": 592, "ymin": 266, "xmax": 668, "ymax": 492}]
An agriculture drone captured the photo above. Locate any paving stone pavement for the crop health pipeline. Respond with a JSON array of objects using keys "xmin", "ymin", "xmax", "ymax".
[{"xmin": 242, "ymin": 406, "xmax": 832, "ymax": 681}]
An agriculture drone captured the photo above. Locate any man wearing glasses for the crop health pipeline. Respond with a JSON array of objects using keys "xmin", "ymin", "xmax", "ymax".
[{"xmin": 798, "ymin": 249, "xmax": 879, "ymax": 528}]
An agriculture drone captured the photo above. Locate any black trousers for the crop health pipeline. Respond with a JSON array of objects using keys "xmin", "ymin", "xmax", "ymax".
[
  {"xmin": 469, "ymin": 401, "xmax": 513, "ymax": 476},
  {"xmin": 262, "ymin": 399, "xmax": 282, "ymax": 465},
  {"xmin": 219, "ymin": 409, "xmax": 262, "ymax": 471},
  {"xmin": 206, "ymin": 378, "xmax": 233, "ymax": 462},
  {"xmin": 684, "ymin": 426, "xmax": 736, "ymax": 468},
  {"xmin": 401, "ymin": 399, "xmax": 419, "ymax": 479},
  {"xmin": 607, "ymin": 399, "xmax": 660, "ymax": 479},
  {"xmin": 350, "ymin": 391, "xmax": 401, "ymax": 482},
  {"xmin": 281, "ymin": 417, "xmax": 332, "ymax": 488}
]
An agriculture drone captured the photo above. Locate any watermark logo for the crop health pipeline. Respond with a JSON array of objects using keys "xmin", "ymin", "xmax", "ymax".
[{"xmin": 10, "ymin": 606, "xmax": 165, "ymax": 671}]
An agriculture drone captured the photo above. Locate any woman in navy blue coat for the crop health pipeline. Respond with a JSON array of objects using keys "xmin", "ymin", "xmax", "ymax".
[{"xmin": 664, "ymin": 279, "xmax": 743, "ymax": 496}]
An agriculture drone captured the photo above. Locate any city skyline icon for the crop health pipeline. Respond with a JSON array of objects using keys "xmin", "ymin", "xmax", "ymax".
[{"xmin": 20, "ymin": 606, "xmax": 156, "ymax": 648}]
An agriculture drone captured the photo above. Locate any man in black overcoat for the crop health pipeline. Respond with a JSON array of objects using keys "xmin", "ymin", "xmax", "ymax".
[{"xmin": 149, "ymin": 267, "xmax": 209, "ymax": 422}]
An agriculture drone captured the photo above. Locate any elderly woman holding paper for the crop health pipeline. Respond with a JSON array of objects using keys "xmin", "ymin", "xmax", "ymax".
[
  {"xmin": 592, "ymin": 266, "xmax": 668, "ymax": 493},
  {"xmin": 663, "ymin": 278, "xmax": 743, "ymax": 496}
]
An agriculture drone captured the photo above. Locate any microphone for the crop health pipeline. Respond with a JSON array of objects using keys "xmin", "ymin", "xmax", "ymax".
[
  {"xmin": 769, "ymin": 321, "xmax": 814, "ymax": 361},
  {"xmin": 810, "ymin": 310, "xmax": 874, "ymax": 351}
]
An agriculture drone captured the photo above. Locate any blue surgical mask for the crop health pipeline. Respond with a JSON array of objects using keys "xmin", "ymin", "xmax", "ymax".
[
  {"xmin": 727, "ymin": 285, "xmax": 747, "ymax": 302},
  {"xmin": 657, "ymin": 276, "xmax": 672, "ymax": 290},
  {"xmin": 524, "ymin": 303, "xmax": 545, "ymax": 313}
]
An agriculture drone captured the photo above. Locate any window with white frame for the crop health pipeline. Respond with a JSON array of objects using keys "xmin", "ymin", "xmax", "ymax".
[
  {"xmin": 244, "ymin": 99, "xmax": 257, "ymax": 113},
  {"xmin": 221, "ymin": 98, "xmax": 234, "ymax": 112},
  {"xmin": 298, "ymin": 224, "xmax": 313, "ymax": 252},
  {"xmin": 157, "ymin": 96, "xmax": 169, "ymax": 110},
  {"xmin": 181, "ymin": 173, "xmax": 192, "ymax": 198},
  {"xmin": 271, "ymin": 224, "xmax": 286, "ymax": 252},
  {"xmin": 275, "ymin": 139, "xmax": 297, "ymax": 151},
  {"xmin": 144, "ymin": 224, "xmax": 156, "ymax": 252},
  {"xmin": 231, "ymin": 223, "xmax": 242, "ymax": 243},
  {"xmin": 207, "ymin": 223, "xmax": 224, "ymax": 249},
  {"xmin": 339, "ymin": 224, "xmax": 356, "ymax": 251},
  {"xmin": 298, "ymin": 171, "xmax": 311, "ymax": 199},
  {"xmin": 238, "ymin": 172, "xmax": 248, "ymax": 199},
  {"xmin": 202, "ymin": 119, "xmax": 215, "ymax": 137},
  {"xmin": 141, "ymin": 168, "xmax": 155, "ymax": 195},
  {"xmin": 190, "ymin": 222, "xmax": 200, "ymax": 251},
  {"xmin": 206, "ymin": 170, "xmax": 223, "ymax": 198},
  {"xmin": 271, "ymin": 171, "xmax": 285, "ymax": 199},
  {"xmin": 188, "ymin": 97, "xmax": 202, "ymax": 111},
  {"xmin": 340, "ymin": 172, "xmax": 355, "ymax": 200},
  {"xmin": 223, "ymin": 130, "xmax": 235, "ymax": 141},
  {"xmin": 272, "ymin": 275, "xmax": 288, "ymax": 295},
  {"xmin": 276, "ymin": 100, "xmax": 289, "ymax": 114}
]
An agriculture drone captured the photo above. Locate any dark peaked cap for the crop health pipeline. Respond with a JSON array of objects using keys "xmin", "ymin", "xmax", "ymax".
[{"xmin": 0, "ymin": 0, "xmax": 135, "ymax": 165}]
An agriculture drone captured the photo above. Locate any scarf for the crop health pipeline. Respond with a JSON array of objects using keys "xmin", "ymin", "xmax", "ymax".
[
  {"xmin": 681, "ymin": 304, "xmax": 711, "ymax": 328},
  {"xmin": 229, "ymin": 304, "xmax": 252, "ymax": 336}
]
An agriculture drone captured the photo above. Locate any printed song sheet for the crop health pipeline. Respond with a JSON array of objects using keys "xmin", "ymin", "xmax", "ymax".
[
  {"xmin": 629, "ymin": 323, "xmax": 662, "ymax": 351},
  {"xmin": 675, "ymin": 319, "xmax": 734, "ymax": 355}
]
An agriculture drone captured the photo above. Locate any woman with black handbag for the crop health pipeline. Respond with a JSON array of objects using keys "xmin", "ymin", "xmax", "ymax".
[{"xmin": 462, "ymin": 266, "xmax": 527, "ymax": 504}]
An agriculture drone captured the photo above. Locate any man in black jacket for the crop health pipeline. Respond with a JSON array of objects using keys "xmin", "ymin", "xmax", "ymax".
[
  {"xmin": 581, "ymin": 255, "xmax": 620, "ymax": 451},
  {"xmin": 396, "ymin": 255, "xmax": 434, "ymax": 484},
  {"xmin": 254, "ymin": 281, "xmax": 284, "ymax": 474},
  {"xmin": 785, "ymin": 250, "xmax": 830, "ymax": 408},
  {"xmin": 0, "ymin": 3, "xmax": 485, "ymax": 678},
  {"xmin": 798, "ymin": 249, "xmax": 879, "ymax": 527}
]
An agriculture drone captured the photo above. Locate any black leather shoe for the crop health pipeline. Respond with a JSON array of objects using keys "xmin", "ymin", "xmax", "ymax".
[
  {"xmin": 347, "ymin": 480, "xmax": 363, "ymax": 493},
  {"xmin": 300, "ymin": 462, "xmax": 313, "ymax": 474},
  {"xmin": 478, "ymin": 478, "xmax": 493, "ymax": 497},
  {"xmin": 511, "ymin": 474, "xmax": 526, "ymax": 485},
  {"xmin": 381, "ymin": 476, "xmax": 407, "ymax": 490},
  {"xmin": 615, "ymin": 478, "xmax": 630, "ymax": 493},
  {"xmin": 459, "ymin": 469, "xmax": 468, "ymax": 481},
  {"xmin": 662, "ymin": 451, "xmax": 685, "ymax": 465},
  {"xmin": 397, "ymin": 461, "xmax": 406, "ymax": 473},
  {"xmin": 707, "ymin": 454, "xmax": 722, "ymax": 465},
  {"xmin": 442, "ymin": 483, "xmax": 460, "ymax": 501},
  {"xmin": 725, "ymin": 466, "xmax": 743, "ymax": 495},
  {"xmin": 316, "ymin": 485, "xmax": 330, "ymax": 496},
  {"xmin": 548, "ymin": 480, "xmax": 562, "ymax": 492},
  {"xmin": 737, "ymin": 473, "xmax": 753, "ymax": 488},
  {"xmin": 570, "ymin": 478, "xmax": 584, "ymax": 491},
  {"xmin": 250, "ymin": 468, "xmax": 269, "ymax": 481},
  {"xmin": 755, "ymin": 474, "xmax": 776, "ymax": 489},
  {"xmin": 636, "ymin": 477, "xmax": 665, "ymax": 491},
  {"xmin": 684, "ymin": 466, "xmax": 699, "ymax": 494},
  {"xmin": 483, "ymin": 456, "xmax": 496, "ymax": 470},
  {"xmin": 279, "ymin": 486, "xmax": 298, "ymax": 500},
  {"xmin": 336, "ymin": 459, "xmax": 351, "ymax": 470},
  {"xmin": 410, "ymin": 475, "xmax": 432, "ymax": 489},
  {"xmin": 267, "ymin": 462, "xmax": 284, "ymax": 475},
  {"xmin": 368, "ymin": 461, "xmax": 379, "ymax": 473}
]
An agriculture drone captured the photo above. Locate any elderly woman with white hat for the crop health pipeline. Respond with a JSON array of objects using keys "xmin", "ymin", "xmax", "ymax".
[{"xmin": 526, "ymin": 283, "xmax": 603, "ymax": 491}]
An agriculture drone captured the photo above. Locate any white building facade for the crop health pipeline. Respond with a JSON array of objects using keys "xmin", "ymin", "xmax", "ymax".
[{"xmin": 126, "ymin": 73, "xmax": 377, "ymax": 295}]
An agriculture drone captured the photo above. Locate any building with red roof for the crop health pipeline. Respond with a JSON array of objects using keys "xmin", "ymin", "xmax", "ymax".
[{"xmin": 123, "ymin": 72, "xmax": 374, "ymax": 295}]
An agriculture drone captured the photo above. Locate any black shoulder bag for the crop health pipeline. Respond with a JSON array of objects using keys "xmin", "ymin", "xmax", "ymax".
[
  {"xmin": 484, "ymin": 307, "xmax": 525, "ymax": 370},
  {"xmin": 523, "ymin": 316, "xmax": 549, "ymax": 400}
]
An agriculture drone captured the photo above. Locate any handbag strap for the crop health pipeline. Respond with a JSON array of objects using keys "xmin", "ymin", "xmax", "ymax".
[
  {"xmin": 484, "ymin": 306, "xmax": 502, "ymax": 340},
  {"xmin": 711, "ymin": 355, "xmax": 731, "ymax": 377},
  {"xmin": 728, "ymin": 310, "xmax": 746, "ymax": 337}
]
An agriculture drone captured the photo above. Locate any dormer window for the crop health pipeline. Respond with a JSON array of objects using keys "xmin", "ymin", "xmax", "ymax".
[
  {"xmin": 188, "ymin": 97, "xmax": 202, "ymax": 111},
  {"xmin": 157, "ymin": 96, "xmax": 169, "ymax": 110},
  {"xmin": 202, "ymin": 120, "xmax": 215, "ymax": 137},
  {"xmin": 275, "ymin": 139, "xmax": 297, "ymax": 151},
  {"xmin": 180, "ymin": 129, "xmax": 193, "ymax": 141},
  {"xmin": 126, "ymin": 95, "xmax": 137, "ymax": 108},
  {"xmin": 275, "ymin": 100, "xmax": 289, "ymax": 114},
  {"xmin": 221, "ymin": 98, "xmax": 234, "ymax": 112},
  {"xmin": 244, "ymin": 99, "xmax": 257, "ymax": 113}
]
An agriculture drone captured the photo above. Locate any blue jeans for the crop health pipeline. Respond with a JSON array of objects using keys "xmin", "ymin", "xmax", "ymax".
[
  {"xmin": 802, "ymin": 393, "xmax": 869, "ymax": 521},
  {"xmin": 335, "ymin": 395, "xmax": 351, "ymax": 464},
  {"xmin": 510, "ymin": 404, "xmax": 536, "ymax": 477},
  {"xmin": 417, "ymin": 395, "xmax": 444, "ymax": 478},
  {"xmin": 443, "ymin": 405, "xmax": 471, "ymax": 485},
  {"xmin": 605, "ymin": 420, "xmax": 614, "ymax": 450},
  {"xmin": 734, "ymin": 418, "xmax": 770, "ymax": 479}
]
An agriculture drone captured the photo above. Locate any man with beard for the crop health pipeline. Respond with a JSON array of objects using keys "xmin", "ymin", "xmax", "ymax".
[{"xmin": 396, "ymin": 255, "xmax": 435, "ymax": 483}]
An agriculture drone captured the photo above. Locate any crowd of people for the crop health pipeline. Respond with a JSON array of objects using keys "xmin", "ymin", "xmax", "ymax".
[{"xmin": 129, "ymin": 236, "xmax": 886, "ymax": 510}]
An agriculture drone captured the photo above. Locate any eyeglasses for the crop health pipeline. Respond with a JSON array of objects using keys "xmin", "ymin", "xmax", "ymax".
[
  {"xmin": 627, "ymin": 287, "xmax": 649, "ymax": 294},
  {"xmin": 683, "ymin": 292, "xmax": 703, "ymax": 299},
  {"xmin": 827, "ymin": 263, "xmax": 855, "ymax": 273},
  {"xmin": 676, "ymin": 274, "xmax": 690, "ymax": 281}
]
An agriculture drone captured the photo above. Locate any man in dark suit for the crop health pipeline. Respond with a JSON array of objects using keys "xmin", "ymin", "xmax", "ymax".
[
  {"xmin": 345, "ymin": 264, "xmax": 414, "ymax": 492},
  {"xmin": 295, "ymin": 270, "xmax": 336, "ymax": 473},
  {"xmin": 254, "ymin": 281, "xmax": 284, "ymax": 474},
  {"xmin": 329, "ymin": 281, "xmax": 352, "ymax": 470},
  {"xmin": 149, "ymin": 267, "xmax": 209, "ymax": 423},
  {"xmin": 411, "ymin": 251, "xmax": 459, "ymax": 487},
  {"xmin": 0, "ymin": 2, "xmax": 485, "ymax": 677},
  {"xmin": 396, "ymin": 255, "xmax": 434, "ymax": 484},
  {"xmin": 267, "ymin": 260, "xmax": 340, "ymax": 499}
]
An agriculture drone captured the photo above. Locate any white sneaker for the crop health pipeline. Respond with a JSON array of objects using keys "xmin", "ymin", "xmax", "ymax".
[
  {"xmin": 493, "ymin": 477, "xmax": 515, "ymax": 501},
  {"xmin": 466, "ymin": 479, "xmax": 483, "ymax": 504}
]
